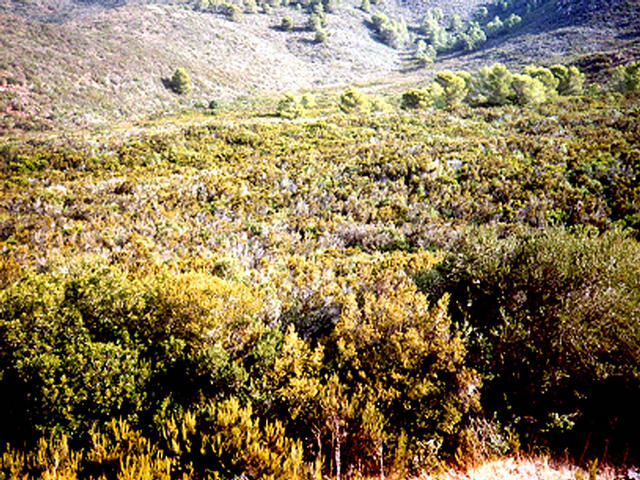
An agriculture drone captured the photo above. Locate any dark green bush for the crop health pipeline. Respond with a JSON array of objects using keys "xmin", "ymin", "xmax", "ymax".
[
  {"xmin": 400, "ymin": 88, "xmax": 431, "ymax": 109},
  {"xmin": 470, "ymin": 63, "xmax": 513, "ymax": 105},
  {"xmin": 611, "ymin": 61, "xmax": 640, "ymax": 95},
  {"xmin": 550, "ymin": 64, "xmax": 584, "ymax": 95},
  {"xmin": 421, "ymin": 226, "xmax": 640, "ymax": 460},
  {"xmin": 435, "ymin": 70, "xmax": 469, "ymax": 108}
]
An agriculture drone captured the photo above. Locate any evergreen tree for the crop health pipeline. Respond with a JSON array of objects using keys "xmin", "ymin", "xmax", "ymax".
[
  {"xmin": 550, "ymin": 64, "xmax": 585, "ymax": 95},
  {"xmin": 523, "ymin": 65, "xmax": 559, "ymax": 97},
  {"xmin": 471, "ymin": 63, "xmax": 513, "ymax": 105},
  {"xmin": 169, "ymin": 68, "xmax": 192, "ymax": 94},
  {"xmin": 435, "ymin": 70, "xmax": 468, "ymax": 108},
  {"xmin": 281, "ymin": 16, "xmax": 294, "ymax": 31},
  {"xmin": 611, "ymin": 61, "xmax": 640, "ymax": 94},
  {"xmin": 511, "ymin": 73, "xmax": 547, "ymax": 104}
]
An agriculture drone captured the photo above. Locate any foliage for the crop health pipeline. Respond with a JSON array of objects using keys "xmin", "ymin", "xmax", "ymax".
[
  {"xmin": 471, "ymin": 63, "xmax": 513, "ymax": 105},
  {"xmin": 1, "ymin": 85, "xmax": 640, "ymax": 474},
  {"xmin": 169, "ymin": 68, "xmax": 191, "ymax": 95},
  {"xmin": 434, "ymin": 71, "xmax": 469, "ymax": 108},
  {"xmin": 277, "ymin": 93, "xmax": 306, "ymax": 118},
  {"xmin": 424, "ymin": 226, "xmax": 640, "ymax": 460},
  {"xmin": 339, "ymin": 87, "xmax": 370, "ymax": 113},
  {"xmin": 400, "ymin": 89, "xmax": 431, "ymax": 109},
  {"xmin": 503, "ymin": 13, "xmax": 521, "ymax": 28},
  {"xmin": 281, "ymin": 16, "xmax": 294, "ymax": 31},
  {"xmin": 222, "ymin": 2, "xmax": 243, "ymax": 21},
  {"xmin": 458, "ymin": 21, "xmax": 486, "ymax": 52},
  {"xmin": 190, "ymin": 397, "xmax": 305, "ymax": 479},
  {"xmin": 370, "ymin": 11, "xmax": 409, "ymax": 49},
  {"xmin": 550, "ymin": 64, "xmax": 585, "ymax": 95},
  {"xmin": 522, "ymin": 65, "xmax": 559, "ymax": 97},
  {"xmin": 485, "ymin": 15, "xmax": 504, "ymax": 36},
  {"xmin": 401, "ymin": 64, "xmax": 583, "ymax": 109},
  {"xmin": 415, "ymin": 39, "xmax": 436, "ymax": 66},
  {"xmin": 449, "ymin": 14, "xmax": 463, "ymax": 33},
  {"xmin": 611, "ymin": 61, "xmax": 640, "ymax": 95},
  {"xmin": 510, "ymin": 73, "xmax": 547, "ymax": 105},
  {"xmin": 314, "ymin": 27, "xmax": 328, "ymax": 43}
]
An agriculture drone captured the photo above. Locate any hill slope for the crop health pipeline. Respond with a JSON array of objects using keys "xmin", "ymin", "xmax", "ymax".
[{"xmin": 1, "ymin": 0, "xmax": 639, "ymax": 129}]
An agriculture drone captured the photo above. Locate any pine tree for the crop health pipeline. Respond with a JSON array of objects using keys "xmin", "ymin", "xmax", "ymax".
[{"xmin": 169, "ymin": 68, "xmax": 192, "ymax": 94}]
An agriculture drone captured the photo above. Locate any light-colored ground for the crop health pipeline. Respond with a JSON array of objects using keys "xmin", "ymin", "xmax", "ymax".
[{"xmin": 419, "ymin": 456, "xmax": 621, "ymax": 480}]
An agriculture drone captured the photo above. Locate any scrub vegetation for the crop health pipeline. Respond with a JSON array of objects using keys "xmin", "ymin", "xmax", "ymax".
[{"xmin": 1, "ymin": 67, "xmax": 639, "ymax": 478}]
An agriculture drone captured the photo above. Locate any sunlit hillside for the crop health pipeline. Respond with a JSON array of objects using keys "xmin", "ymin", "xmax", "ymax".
[{"xmin": 1, "ymin": 0, "xmax": 639, "ymax": 129}]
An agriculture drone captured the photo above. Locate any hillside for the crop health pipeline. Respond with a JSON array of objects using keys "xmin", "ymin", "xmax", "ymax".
[
  {"xmin": 0, "ymin": 1, "xmax": 398, "ymax": 128},
  {"xmin": 1, "ymin": 0, "xmax": 640, "ymax": 130}
]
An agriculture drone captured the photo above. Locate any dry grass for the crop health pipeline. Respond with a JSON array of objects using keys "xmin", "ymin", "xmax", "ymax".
[{"xmin": 419, "ymin": 456, "xmax": 621, "ymax": 480}]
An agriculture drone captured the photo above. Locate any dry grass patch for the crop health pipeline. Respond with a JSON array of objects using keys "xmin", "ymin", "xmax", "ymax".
[{"xmin": 422, "ymin": 456, "xmax": 620, "ymax": 480}]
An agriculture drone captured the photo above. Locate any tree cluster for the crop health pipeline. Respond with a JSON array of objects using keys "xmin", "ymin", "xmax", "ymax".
[{"xmin": 402, "ymin": 63, "xmax": 584, "ymax": 109}]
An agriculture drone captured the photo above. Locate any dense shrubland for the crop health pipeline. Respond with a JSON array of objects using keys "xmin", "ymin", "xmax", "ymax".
[{"xmin": 1, "ymin": 81, "xmax": 639, "ymax": 478}]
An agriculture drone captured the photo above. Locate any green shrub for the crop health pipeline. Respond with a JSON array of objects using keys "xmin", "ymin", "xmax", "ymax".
[
  {"xmin": 435, "ymin": 70, "xmax": 469, "ymax": 108},
  {"xmin": 504, "ymin": 13, "xmax": 521, "ymax": 28},
  {"xmin": 277, "ymin": 93, "xmax": 306, "ymax": 119},
  {"xmin": 522, "ymin": 65, "xmax": 559, "ymax": 97},
  {"xmin": 415, "ymin": 39, "xmax": 436, "ymax": 66},
  {"xmin": 244, "ymin": 0, "xmax": 258, "ymax": 13},
  {"xmin": 314, "ymin": 27, "xmax": 328, "ymax": 43},
  {"xmin": 324, "ymin": 255, "xmax": 479, "ymax": 473},
  {"xmin": 339, "ymin": 87, "xmax": 370, "ymax": 113},
  {"xmin": 510, "ymin": 73, "xmax": 547, "ymax": 105},
  {"xmin": 421, "ymin": 12, "xmax": 455, "ymax": 52},
  {"xmin": 0, "ymin": 262, "xmax": 264, "ymax": 445},
  {"xmin": 0, "ymin": 268, "xmax": 150, "ymax": 442},
  {"xmin": 485, "ymin": 15, "xmax": 504, "ymax": 36},
  {"xmin": 423, "ymin": 226, "xmax": 640, "ymax": 459},
  {"xmin": 400, "ymin": 89, "xmax": 431, "ymax": 109},
  {"xmin": 300, "ymin": 92, "xmax": 316, "ymax": 108},
  {"xmin": 281, "ymin": 16, "xmax": 294, "ymax": 31},
  {"xmin": 169, "ymin": 68, "xmax": 192, "ymax": 94},
  {"xmin": 427, "ymin": 81, "xmax": 447, "ymax": 109},
  {"xmin": 470, "ymin": 63, "xmax": 513, "ymax": 105},
  {"xmin": 186, "ymin": 397, "xmax": 305, "ymax": 479},
  {"xmin": 550, "ymin": 64, "xmax": 584, "ymax": 95},
  {"xmin": 458, "ymin": 21, "xmax": 486, "ymax": 52},
  {"xmin": 449, "ymin": 14, "xmax": 463, "ymax": 32},
  {"xmin": 610, "ymin": 61, "xmax": 640, "ymax": 95},
  {"xmin": 223, "ymin": 2, "xmax": 243, "ymax": 21},
  {"xmin": 371, "ymin": 11, "xmax": 409, "ymax": 49}
]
